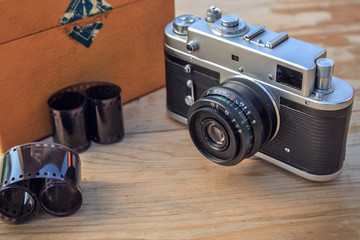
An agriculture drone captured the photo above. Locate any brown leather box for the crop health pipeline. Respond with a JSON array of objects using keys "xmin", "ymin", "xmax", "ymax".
[{"xmin": 0, "ymin": 0, "xmax": 174, "ymax": 153}]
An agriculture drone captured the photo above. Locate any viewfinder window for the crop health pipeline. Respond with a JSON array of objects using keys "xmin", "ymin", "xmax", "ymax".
[{"xmin": 276, "ymin": 65, "xmax": 303, "ymax": 90}]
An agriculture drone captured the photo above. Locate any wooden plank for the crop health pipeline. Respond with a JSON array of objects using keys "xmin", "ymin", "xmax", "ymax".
[
  {"xmin": 123, "ymin": 88, "xmax": 186, "ymax": 135},
  {"xmin": 1, "ymin": 128, "xmax": 359, "ymax": 239}
]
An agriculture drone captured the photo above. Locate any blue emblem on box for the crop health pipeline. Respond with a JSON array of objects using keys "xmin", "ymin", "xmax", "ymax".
[
  {"xmin": 68, "ymin": 22, "xmax": 104, "ymax": 47},
  {"xmin": 59, "ymin": 0, "xmax": 113, "ymax": 26}
]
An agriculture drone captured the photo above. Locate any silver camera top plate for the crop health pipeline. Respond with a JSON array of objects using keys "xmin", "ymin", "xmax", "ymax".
[{"xmin": 164, "ymin": 11, "xmax": 354, "ymax": 112}]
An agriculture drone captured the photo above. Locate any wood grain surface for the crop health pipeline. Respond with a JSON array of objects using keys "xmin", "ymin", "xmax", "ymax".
[{"xmin": 1, "ymin": 0, "xmax": 360, "ymax": 239}]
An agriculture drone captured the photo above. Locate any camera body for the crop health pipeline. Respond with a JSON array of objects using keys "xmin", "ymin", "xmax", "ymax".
[{"xmin": 164, "ymin": 7, "xmax": 354, "ymax": 181}]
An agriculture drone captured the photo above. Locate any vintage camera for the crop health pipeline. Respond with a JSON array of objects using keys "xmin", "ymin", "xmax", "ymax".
[{"xmin": 164, "ymin": 7, "xmax": 354, "ymax": 181}]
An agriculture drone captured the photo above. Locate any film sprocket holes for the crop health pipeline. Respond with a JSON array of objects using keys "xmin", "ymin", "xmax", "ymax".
[
  {"xmin": 164, "ymin": 6, "xmax": 354, "ymax": 181},
  {"xmin": 0, "ymin": 142, "xmax": 82, "ymax": 224},
  {"xmin": 48, "ymin": 90, "xmax": 91, "ymax": 153}
]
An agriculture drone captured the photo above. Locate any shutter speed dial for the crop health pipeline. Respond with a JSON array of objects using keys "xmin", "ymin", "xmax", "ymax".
[{"xmin": 213, "ymin": 14, "xmax": 248, "ymax": 37}]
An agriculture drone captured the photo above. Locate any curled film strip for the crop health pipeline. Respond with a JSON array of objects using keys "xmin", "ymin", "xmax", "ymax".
[{"xmin": 0, "ymin": 142, "xmax": 82, "ymax": 224}]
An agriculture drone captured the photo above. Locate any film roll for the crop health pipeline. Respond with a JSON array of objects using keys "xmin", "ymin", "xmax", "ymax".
[
  {"xmin": 48, "ymin": 82, "xmax": 125, "ymax": 151},
  {"xmin": 86, "ymin": 83, "xmax": 125, "ymax": 144},
  {"xmin": 48, "ymin": 90, "xmax": 91, "ymax": 153},
  {"xmin": 0, "ymin": 142, "xmax": 82, "ymax": 224}
]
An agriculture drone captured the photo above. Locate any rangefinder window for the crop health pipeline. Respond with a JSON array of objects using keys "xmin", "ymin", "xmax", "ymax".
[{"xmin": 276, "ymin": 65, "xmax": 303, "ymax": 90}]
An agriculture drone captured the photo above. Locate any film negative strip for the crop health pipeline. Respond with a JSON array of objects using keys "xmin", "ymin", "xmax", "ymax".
[
  {"xmin": 0, "ymin": 142, "xmax": 82, "ymax": 224},
  {"xmin": 48, "ymin": 82, "xmax": 125, "ymax": 152},
  {"xmin": 86, "ymin": 83, "xmax": 124, "ymax": 144}
]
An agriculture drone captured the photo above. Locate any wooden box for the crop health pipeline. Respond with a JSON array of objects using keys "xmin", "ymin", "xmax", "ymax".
[{"xmin": 0, "ymin": 0, "xmax": 174, "ymax": 153}]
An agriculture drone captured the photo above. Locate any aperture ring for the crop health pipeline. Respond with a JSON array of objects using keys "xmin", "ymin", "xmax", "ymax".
[{"xmin": 208, "ymin": 95, "xmax": 255, "ymax": 150}]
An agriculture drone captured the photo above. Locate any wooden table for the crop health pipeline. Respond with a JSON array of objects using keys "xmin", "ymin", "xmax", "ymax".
[{"xmin": 1, "ymin": 0, "xmax": 360, "ymax": 239}]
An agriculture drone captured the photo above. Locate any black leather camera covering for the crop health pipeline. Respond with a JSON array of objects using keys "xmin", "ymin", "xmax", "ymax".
[
  {"xmin": 260, "ymin": 98, "xmax": 352, "ymax": 175},
  {"xmin": 165, "ymin": 53, "xmax": 220, "ymax": 118}
]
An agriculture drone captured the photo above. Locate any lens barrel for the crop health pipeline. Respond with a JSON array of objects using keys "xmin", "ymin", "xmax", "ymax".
[{"xmin": 188, "ymin": 77, "xmax": 279, "ymax": 166}]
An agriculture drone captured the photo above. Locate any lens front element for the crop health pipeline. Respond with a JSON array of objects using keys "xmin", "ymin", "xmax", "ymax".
[
  {"xmin": 206, "ymin": 121, "xmax": 225, "ymax": 146},
  {"xmin": 202, "ymin": 119, "xmax": 228, "ymax": 150}
]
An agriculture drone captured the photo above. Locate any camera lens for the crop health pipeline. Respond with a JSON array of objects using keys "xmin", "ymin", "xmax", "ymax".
[
  {"xmin": 188, "ymin": 77, "xmax": 279, "ymax": 166},
  {"xmin": 207, "ymin": 122, "xmax": 225, "ymax": 145}
]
